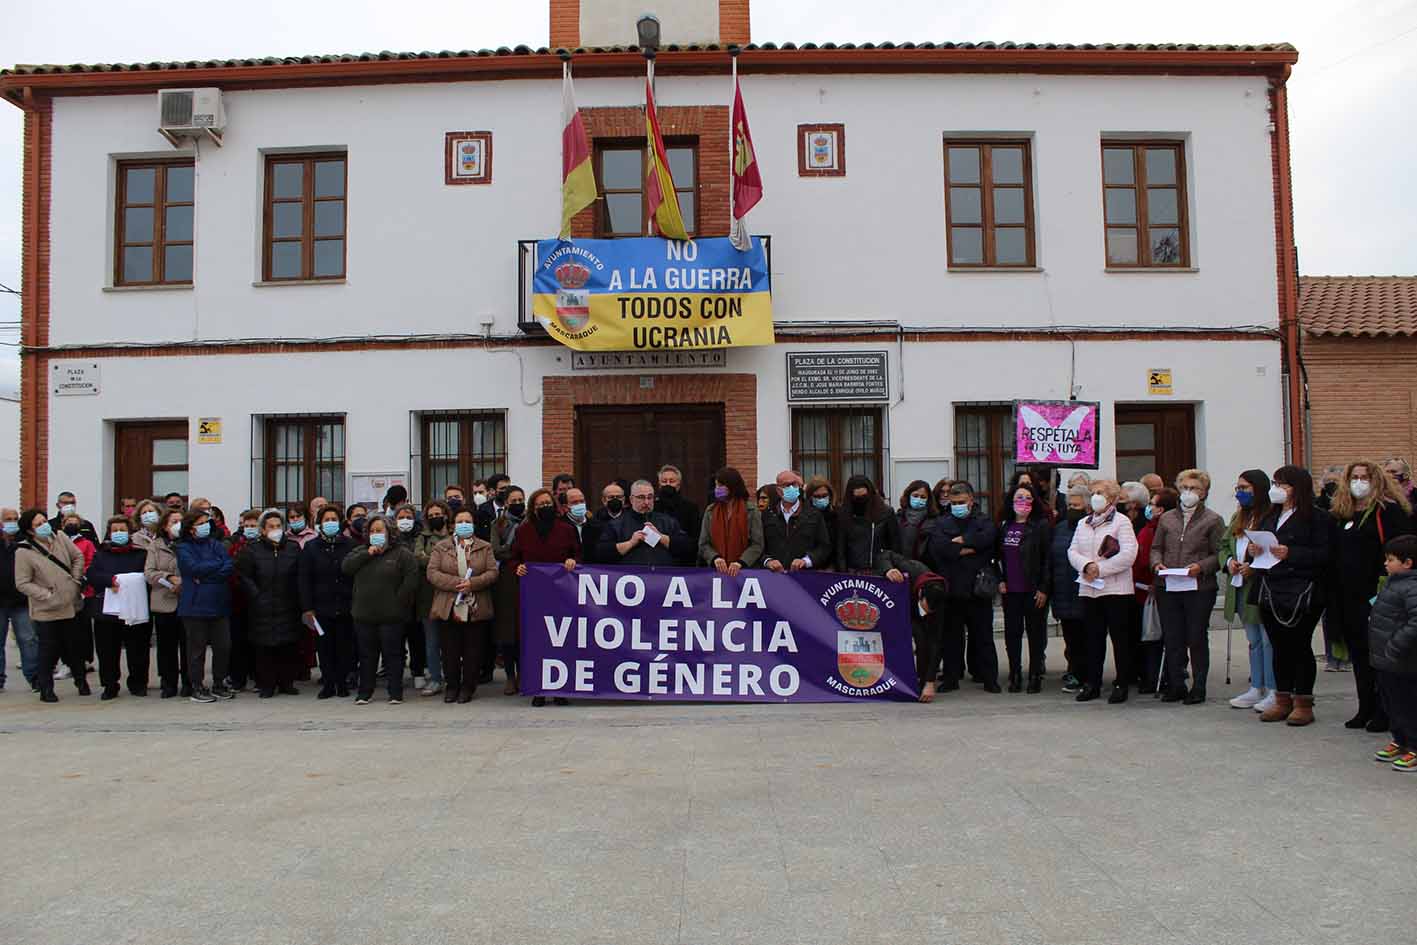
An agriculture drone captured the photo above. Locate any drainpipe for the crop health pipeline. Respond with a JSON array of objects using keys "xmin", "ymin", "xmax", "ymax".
[{"xmin": 1269, "ymin": 71, "xmax": 1303, "ymax": 466}]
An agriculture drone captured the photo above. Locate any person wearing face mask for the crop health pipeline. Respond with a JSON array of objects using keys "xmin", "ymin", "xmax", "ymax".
[
  {"xmin": 1066, "ymin": 480, "xmax": 1139, "ymax": 704},
  {"xmin": 299, "ymin": 505, "xmax": 356, "ymax": 699},
  {"xmin": 344, "ymin": 503, "xmax": 370, "ymax": 541},
  {"xmin": 343, "ymin": 516, "xmax": 420, "ymax": 705},
  {"xmin": 1149, "ymin": 470, "xmax": 1226, "ymax": 705},
  {"xmin": 925, "ymin": 481, "xmax": 998, "ymax": 692},
  {"xmin": 897, "ymin": 480, "xmax": 940, "ymax": 563},
  {"xmin": 490, "ymin": 487, "xmax": 528, "ymax": 692},
  {"xmin": 1221, "ymin": 470, "xmax": 1276, "ymax": 713},
  {"xmin": 283, "ymin": 504, "xmax": 316, "ymax": 550},
  {"xmin": 1133, "ymin": 488, "xmax": 1178, "ymax": 693},
  {"xmin": 475, "ymin": 473, "xmax": 511, "ymax": 541},
  {"xmin": 562, "ymin": 486, "xmax": 591, "ymax": 547},
  {"xmin": 443, "ymin": 484, "xmax": 468, "ymax": 521},
  {"xmin": 60, "ymin": 511, "xmax": 98, "ymax": 677},
  {"xmin": 761, "ymin": 470, "xmax": 832, "ymax": 575},
  {"xmin": 655, "ymin": 465, "xmax": 701, "ymax": 566},
  {"xmin": 84, "ymin": 516, "xmax": 152, "ymax": 700},
  {"xmin": 582, "ymin": 483, "xmax": 624, "ymax": 567},
  {"xmin": 756, "ymin": 484, "xmax": 781, "ymax": 516},
  {"xmin": 1051, "ymin": 485, "xmax": 1091, "ymax": 693},
  {"xmin": 174, "ymin": 508, "xmax": 236, "ymax": 703},
  {"xmin": 512, "ymin": 488, "xmax": 582, "ymax": 706},
  {"xmin": 427, "ymin": 509, "xmax": 500, "ymax": 703},
  {"xmin": 411, "ymin": 499, "xmax": 450, "ymax": 697},
  {"xmin": 48, "ymin": 491, "xmax": 98, "ymax": 545},
  {"xmin": 144, "ymin": 509, "xmax": 189, "ymax": 697},
  {"xmin": 389, "ymin": 503, "xmax": 428, "ymax": 688},
  {"xmin": 1248, "ymin": 465, "xmax": 1333, "ymax": 726},
  {"xmin": 837, "ymin": 476, "xmax": 907, "ymax": 580},
  {"xmin": 551, "ymin": 473, "xmax": 576, "ymax": 510},
  {"xmin": 14, "ymin": 507, "xmax": 87, "ymax": 702},
  {"xmin": 1328, "ymin": 460, "xmax": 1413, "ymax": 732},
  {"xmin": 698, "ymin": 468, "xmax": 765, "ymax": 575},
  {"xmin": 995, "ymin": 482, "xmax": 1053, "ymax": 694},
  {"xmin": 1383, "ymin": 458, "xmax": 1417, "ymax": 506},
  {"xmin": 222, "ymin": 509, "xmax": 262, "ymax": 692},
  {"xmin": 236, "ymin": 511, "xmax": 304, "ymax": 699},
  {"xmin": 599, "ymin": 480, "xmax": 694, "ymax": 567},
  {"xmin": 805, "ymin": 476, "xmax": 838, "ymax": 569},
  {"xmin": 0, "ymin": 507, "xmax": 42, "ymax": 694}
]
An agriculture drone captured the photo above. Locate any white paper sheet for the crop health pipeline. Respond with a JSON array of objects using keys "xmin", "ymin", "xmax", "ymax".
[
  {"xmin": 1244, "ymin": 530, "xmax": 1281, "ymax": 570},
  {"xmin": 1158, "ymin": 567, "xmax": 1199, "ymax": 592},
  {"xmin": 1231, "ymin": 537, "xmax": 1250, "ymax": 586},
  {"xmin": 1076, "ymin": 575, "xmax": 1105, "ymax": 590},
  {"xmin": 641, "ymin": 524, "xmax": 663, "ymax": 548}
]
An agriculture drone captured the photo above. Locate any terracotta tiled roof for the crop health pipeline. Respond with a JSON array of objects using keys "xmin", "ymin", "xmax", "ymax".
[
  {"xmin": 2, "ymin": 41, "xmax": 1297, "ymax": 76},
  {"xmin": 1300, "ymin": 276, "xmax": 1417, "ymax": 337}
]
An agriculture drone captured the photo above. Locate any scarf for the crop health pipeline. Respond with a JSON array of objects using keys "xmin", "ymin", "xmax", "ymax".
[
  {"xmin": 710, "ymin": 499, "xmax": 750, "ymax": 564},
  {"xmin": 453, "ymin": 540, "xmax": 471, "ymax": 622},
  {"xmin": 903, "ymin": 508, "xmax": 927, "ymax": 526}
]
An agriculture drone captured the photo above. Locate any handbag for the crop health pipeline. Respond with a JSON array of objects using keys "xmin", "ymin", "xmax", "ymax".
[
  {"xmin": 972, "ymin": 563, "xmax": 1000, "ymax": 600},
  {"xmin": 1141, "ymin": 593, "xmax": 1163, "ymax": 642},
  {"xmin": 1258, "ymin": 574, "xmax": 1315, "ymax": 628}
]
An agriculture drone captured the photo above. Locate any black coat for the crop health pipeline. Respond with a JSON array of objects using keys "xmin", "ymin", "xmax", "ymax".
[
  {"xmin": 995, "ymin": 517, "xmax": 1053, "ymax": 595},
  {"xmin": 1257, "ymin": 505, "xmax": 1333, "ymax": 601},
  {"xmin": 761, "ymin": 503, "xmax": 834, "ymax": 570},
  {"xmin": 1369, "ymin": 569, "xmax": 1417, "ymax": 676},
  {"xmin": 654, "ymin": 494, "xmax": 701, "ymax": 565},
  {"xmin": 571, "ymin": 513, "xmax": 604, "ymax": 565},
  {"xmin": 927, "ymin": 510, "xmax": 998, "ymax": 600},
  {"xmin": 83, "ymin": 542, "xmax": 148, "ymax": 619},
  {"xmin": 598, "ymin": 509, "xmax": 693, "ymax": 566},
  {"xmin": 298, "ymin": 533, "xmax": 355, "ymax": 619},
  {"xmin": 1050, "ymin": 518, "xmax": 1084, "ymax": 620},
  {"xmin": 1332, "ymin": 500, "xmax": 1412, "ymax": 600},
  {"xmin": 236, "ymin": 538, "xmax": 304, "ymax": 646},
  {"xmin": 0, "ymin": 535, "xmax": 26, "ymax": 608},
  {"xmin": 836, "ymin": 508, "xmax": 902, "ymax": 574},
  {"xmin": 474, "ymin": 501, "xmax": 504, "ymax": 542}
]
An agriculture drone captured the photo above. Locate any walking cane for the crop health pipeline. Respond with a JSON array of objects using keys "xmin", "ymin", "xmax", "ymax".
[{"xmin": 1225, "ymin": 618, "xmax": 1233, "ymax": 686}]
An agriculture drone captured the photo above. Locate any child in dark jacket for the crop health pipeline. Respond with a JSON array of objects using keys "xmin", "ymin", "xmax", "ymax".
[{"xmin": 1370, "ymin": 535, "xmax": 1417, "ymax": 772}]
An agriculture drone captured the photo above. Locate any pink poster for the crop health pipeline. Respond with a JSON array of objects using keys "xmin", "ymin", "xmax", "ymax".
[{"xmin": 1013, "ymin": 400, "xmax": 1100, "ymax": 468}]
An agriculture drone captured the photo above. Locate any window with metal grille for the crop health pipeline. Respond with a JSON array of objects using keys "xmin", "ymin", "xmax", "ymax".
[
  {"xmin": 261, "ymin": 416, "xmax": 345, "ymax": 507},
  {"xmin": 115, "ymin": 160, "xmax": 195, "ymax": 286},
  {"xmin": 953, "ymin": 403, "xmax": 1017, "ymax": 518},
  {"xmin": 416, "ymin": 412, "xmax": 507, "ymax": 504},
  {"xmin": 791, "ymin": 408, "xmax": 884, "ymax": 492}
]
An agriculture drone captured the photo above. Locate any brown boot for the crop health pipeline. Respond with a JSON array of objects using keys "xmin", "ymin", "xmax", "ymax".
[
  {"xmin": 503, "ymin": 672, "xmax": 518, "ymax": 696},
  {"xmin": 1286, "ymin": 694, "xmax": 1315, "ymax": 726},
  {"xmin": 1260, "ymin": 691, "xmax": 1293, "ymax": 722}
]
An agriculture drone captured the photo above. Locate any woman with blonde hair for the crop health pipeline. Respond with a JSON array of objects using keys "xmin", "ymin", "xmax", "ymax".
[
  {"xmin": 1329, "ymin": 459, "xmax": 1413, "ymax": 732},
  {"xmin": 1150, "ymin": 469, "xmax": 1225, "ymax": 704},
  {"xmin": 1066, "ymin": 479, "xmax": 1139, "ymax": 703}
]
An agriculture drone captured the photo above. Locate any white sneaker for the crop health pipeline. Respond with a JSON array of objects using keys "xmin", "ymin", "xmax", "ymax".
[
  {"xmin": 1253, "ymin": 691, "xmax": 1277, "ymax": 714},
  {"xmin": 53, "ymin": 665, "xmax": 72, "ymax": 680},
  {"xmin": 1229, "ymin": 687, "xmax": 1264, "ymax": 709}
]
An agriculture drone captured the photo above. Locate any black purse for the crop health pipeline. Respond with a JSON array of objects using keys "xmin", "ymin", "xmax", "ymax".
[
  {"xmin": 1257, "ymin": 574, "xmax": 1315, "ymax": 628},
  {"xmin": 973, "ymin": 563, "xmax": 1000, "ymax": 600}
]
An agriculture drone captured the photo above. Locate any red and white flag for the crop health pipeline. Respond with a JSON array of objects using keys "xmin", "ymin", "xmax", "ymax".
[
  {"xmin": 729, "ymin": 56, "xmax": 762, "ymax": 251},
  {"xmin": 559, "ymin": 62, "xmax": 597, "ymax": 240}
]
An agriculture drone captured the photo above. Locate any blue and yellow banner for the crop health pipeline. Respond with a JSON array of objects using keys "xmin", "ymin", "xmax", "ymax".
[{"xmin": 532, "ymin": 237, "xmax": 773, "ymax": 351}]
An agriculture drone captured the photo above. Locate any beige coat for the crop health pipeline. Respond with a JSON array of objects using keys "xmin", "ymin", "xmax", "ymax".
[
  {"xmin": 14, "ymin": 532, "xmax": 85, "ymax": 621},
  {"xmin": 426, "ymin": 536, "xmax": 498, "ymax": 622},
  {"xmin": 143, "ymin": 536, "xmax": 181, "ymax": 614},
  {"xmin": 1149, "ymin": 505, "xmax": 1226, "ymax": 593}
]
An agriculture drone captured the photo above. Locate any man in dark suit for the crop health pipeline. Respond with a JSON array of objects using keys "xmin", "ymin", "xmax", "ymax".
[
  {"xmin": 653, "ymin": 465, "xmax": 700, "ymax": 565},
  {"xmin": 474, "ymin": 473, "xmax": 510, "ymax": 541},
  {"xmin": 761, "ymin": 470, "xmax": 833, "ymax": 573}
]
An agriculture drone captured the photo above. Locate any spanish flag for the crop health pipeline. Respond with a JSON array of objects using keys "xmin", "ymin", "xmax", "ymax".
[
  {"xmin": 559, "ymin": 62, "xmax": 597, "ymax": 240},
  {"xmin": 644, "ymin": 73, "xmax": 690, "ymax": 241}
]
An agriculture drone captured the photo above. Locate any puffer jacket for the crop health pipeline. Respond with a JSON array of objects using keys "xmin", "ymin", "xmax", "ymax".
[
  {"xmin": 1050, "ymin": 517, "xmax": 1084, "ymax": 621},
  {"xmin": 298, "ymin": 533, "xmax": 354, "ymax": 620},
  {"xmin": 84, "ymin": 541, "xmax": 148, "ymax": 619},
  {"xmin": 237, "ymin": 538, "xmax": 303, "ymax": 646},
  {"xmin": 427, "ymin": 536, "xmax": 498, "ymax": 622},
  {"xmin": 1370, "ymin": 569, "xmax": 1417, "ymax": 676},
  {"xmin": 342, "ymin": 543, "xmax": 420, "ymax": 625},
  {"xmin": 143, "ymin": 535, "xmax": 182, "ymax": 614},
  {"xmin": 14, "ymin": 533, "xmax": 85, "ymax": 622},
  {"xmin": 1066, "ymin": 507, "xmax": 1138, "ymax": 599},
  {"xmin": 174, "ymin": 536, "xmax": 234, "ymax": 618}
]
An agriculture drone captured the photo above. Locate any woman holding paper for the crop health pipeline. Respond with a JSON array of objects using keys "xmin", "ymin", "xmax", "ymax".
[
  {"xmin": 1329, "ymin": 460, "xmax": 1413, "ymax": 732},
  {"xmin": 85, "ymin": 516, "xmax": 152, "ymax": 699},
  {"xmin": 298, "ymin": 505, "xmax": 356, "ymax": 699},
  {"xmin": 1251, "ymin": 465, "xmax": 1333, "ymax": 726},
  {"xmin": 428, "ymin": 508, "xmax": 499, "ymax": 703},
  {"xmin": 511, "ymin": 488, "xmax": 581, "ymax": 707},
  {"xmin": 236, "ymin": 510, "xmax": 304, "ymax": 699},
  {"xmin": 1150, "ymin": 470, "xmax": 1226, "ymax": 704},
  {"xmin": 1222, "ymin": 470, "xmax": 1276, "ymax": 713},
  {"xmin": 1066, "ymin": 479, "xmax": 1138, "ymax": 704}
]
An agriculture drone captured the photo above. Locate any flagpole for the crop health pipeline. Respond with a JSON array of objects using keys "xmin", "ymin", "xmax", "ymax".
[{"xmin": 729, "ymin": 50, "xmax": 738, "ymax": 233}]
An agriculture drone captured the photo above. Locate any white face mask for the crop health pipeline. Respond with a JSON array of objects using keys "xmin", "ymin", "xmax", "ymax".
[
  {"xmin": 60, "ymin": 504, "xmax": 76, "ymax": 516},
  {"xmin": 1090, "ymin": 493, "xmax": 1108, "ymax": 513},
  {"xmin": 396, "ymin": 518, "xmax": 415, "ymax": 532},
  {"xmin": 1268, "ymin": 485, "xmax": 1288, "ymax": 505},
  {"xmin": 1350, "ymin": 479, "xmax": 1372, "ymax": 499},
  {"xmin": 472, "ymin": 493, "xmax": 488, "ymax": 507},
  {"xmin": 168, "ymin": 523, "xmax": 182, "ymax": 539},
  {"xmin": 266, "ymin": 529, "xmax": 284, "ymax": 543},
  {"xmin": 1179, "ymin": 490, "xmax": 1200, "ymax": 509}
]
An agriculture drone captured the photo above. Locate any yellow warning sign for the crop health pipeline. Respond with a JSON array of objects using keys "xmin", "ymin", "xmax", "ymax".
[
  {"xmin": 197, "ymin": 418, "xmax": 222, "ymax": 444},
  {"xmin": 1147, "ymin": 370, "xmax": 1173, "ymax": 396}
]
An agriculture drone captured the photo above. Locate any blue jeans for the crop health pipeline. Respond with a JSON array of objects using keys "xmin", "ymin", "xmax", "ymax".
[
  {"xmin": 1244, "ymin": 621, "xmax": 1276, "ymax": 690},
  {"xmin": 422, "ymin": 618, "xmax": 443, "ymax": 684},
  {"xmin": 0, "ymin": 604, "xmax": 39, "ymax": 688}
]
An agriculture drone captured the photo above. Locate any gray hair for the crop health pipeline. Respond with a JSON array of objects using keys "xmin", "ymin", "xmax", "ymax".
[
  {"xmin": 630, "ymin": 479, "xmax": 656, "ymax": 496},
  {"xmin": 657, "ymin": 465, "xmax": 682, "ymax": 479},
  {"xmin": 1120, "ymin": 481, "xmax": 1150, "ymax": 506},
  {"xmin": 1067, "ymin": 472, "xmax": 1092, "ymax": 488},
  {"xmin": 1066, "ymin": 483, "xmax": 1091, "ymax": 498}
]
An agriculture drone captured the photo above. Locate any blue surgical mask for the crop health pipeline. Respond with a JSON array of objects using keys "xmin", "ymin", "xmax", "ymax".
[
  {"xmin": 782, "ymin": 486, "xmax": 801, "ymax": 504},
  {"xmin": 243, "ymin": 526, "xmax": 259, "ymax": 540},
  {"xmin": 110, "ymin": 531, "xmax": 130, "ymax": 545},
  {"xmin": 1143, "ymin": 505, "xmax": 1156, "ymax": 521},
  {"xmin": 369, "ymin": 532, "xmax": 387, "ymax": 548},
  {"xmin": 194, "ymin": 522, "xmax": 212, "ymax": 539},
  {"xmin": 289, "ymin": 519, "xmax": 305, "ymax": 532},
  {"xmin": 811, "ymin": 496, "xmax": 830, "ymax": 510},
  {"xmin": 950, "ymin": 503, "xmax": 970, "ymax": 519},
  {"xmin": 909, "ymin": 496, "xmax": 927, "ymax": 511},
  {"xmin": 2, "ymin": 522, "xmax": 17, "ymax": 536},
  {"xmin": 568, "ymin": 503, "xmax": 587, "ymax": 522},
  {"xmin": 321, "ymin": 521, "xmax": 340, "ymax": 537},
  {"xmin": 454, "ymin": 522, "xmax": 476, "ymax": 539},
  {"xmin": 35, "ymin": 522, "xmax": 53, "ymax": 539},
  {"xmin": 140, "ymin": 510, "xmax": 160, "ymax": 527},
  {"xmin": 1235, "ymin": 490, "xmax": 1253, "ymax": 508}
]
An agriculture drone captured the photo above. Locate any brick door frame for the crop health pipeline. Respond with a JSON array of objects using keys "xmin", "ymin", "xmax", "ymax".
[{"xmin": 541, "ymin": 373, "xmax": 756, "ymax": 489}]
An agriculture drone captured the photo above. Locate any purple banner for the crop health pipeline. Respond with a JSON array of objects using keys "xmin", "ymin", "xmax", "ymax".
[{"xmin": 519, "ymin": 564, "xmax": 919, "ymax": 702}]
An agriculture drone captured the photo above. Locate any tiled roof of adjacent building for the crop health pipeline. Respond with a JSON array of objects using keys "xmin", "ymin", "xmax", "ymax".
[
  {"xmin": 1299, "ymin": 276, "xmax": 1417, "ymax": 337},
  {"xmin": 2, "ymin": 40, "xmax": 1297, "ymax": 76}
]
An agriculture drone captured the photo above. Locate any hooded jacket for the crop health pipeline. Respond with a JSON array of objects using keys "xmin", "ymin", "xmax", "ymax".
[
  {"xmin": 174, "ymin": 534, "xmax": 235, "ymax": 618},
  {"xmin": 1369, "ymin": 569, "xmax": 1417, "ymax": 676}
]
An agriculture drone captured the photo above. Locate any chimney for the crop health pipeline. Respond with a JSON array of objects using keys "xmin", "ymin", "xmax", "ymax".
[{"xmin": 550, "ymin": 0, "xmax": 750, "ymax": 49}]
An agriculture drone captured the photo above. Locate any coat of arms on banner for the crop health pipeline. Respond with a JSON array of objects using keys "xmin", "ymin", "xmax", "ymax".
[
  {"xmin": 554, "ymin": 260, "xmax": 591, "ymax": 332},
  {"xmin": 835, "ymin": 594, "xmax": 885, "ymax": 688}
]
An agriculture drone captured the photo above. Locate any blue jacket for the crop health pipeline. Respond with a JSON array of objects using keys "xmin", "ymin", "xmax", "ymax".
[
  {"xmin": 1050, "ymin": 518, "xmax": 1085, "ymax": 621},
  {"xmin": 175, "ymin": 536, "xmax": 234, "ymax": 617}
]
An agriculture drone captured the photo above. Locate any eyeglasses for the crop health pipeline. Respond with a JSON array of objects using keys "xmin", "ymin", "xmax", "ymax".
[{"xmin": 630, "ymin": 493, "xmax": 654, "ymax": 501}]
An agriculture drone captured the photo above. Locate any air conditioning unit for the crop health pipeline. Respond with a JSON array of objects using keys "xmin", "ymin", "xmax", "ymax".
[{"xmin": 157, "ymin": 88, "xmax": 225, "ymax": 147}]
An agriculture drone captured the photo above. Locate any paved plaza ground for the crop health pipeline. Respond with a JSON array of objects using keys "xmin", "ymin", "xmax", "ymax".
[{"xmin": 1, "ymin": 630, "xmax": 1412, "ymax": 945}]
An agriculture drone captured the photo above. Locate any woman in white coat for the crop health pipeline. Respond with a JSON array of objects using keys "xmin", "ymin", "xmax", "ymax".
[{"xmin": 1067, "ymin": 480, "xmax": 1139, "ymax": 704}]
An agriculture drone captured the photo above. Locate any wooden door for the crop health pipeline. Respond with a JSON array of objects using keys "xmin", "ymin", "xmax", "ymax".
[
  {"xmin": 114, "ymin": 420, "xmax": 189, "ymax": 511},
  {"xmin": 1114, "ymin": 405, "xmax": 1195, "ymax": 486},
  {"xmin": 576, "ymin": 405, "xmax": 726, "ymax": 508}
]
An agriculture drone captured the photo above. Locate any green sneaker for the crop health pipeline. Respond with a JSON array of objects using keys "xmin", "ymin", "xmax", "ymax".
[
  {"xmin": 1375, "ymin": 742, "xmax": 1404, "ymax": 763},
  {"xmin": 1392, "ymin": 752, "xmax": 1417, "ymax": 773}
]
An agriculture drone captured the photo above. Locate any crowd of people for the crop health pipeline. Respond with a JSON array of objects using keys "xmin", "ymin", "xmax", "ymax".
[{"xmin": 2, "ymin": 459, "xmax": 1415, "ymax": 770}]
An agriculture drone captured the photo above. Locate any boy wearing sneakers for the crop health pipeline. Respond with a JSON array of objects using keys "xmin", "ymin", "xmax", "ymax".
[{"xmin": 1369, "ymin": 534, "xmax": 1417, "ymax": 772}]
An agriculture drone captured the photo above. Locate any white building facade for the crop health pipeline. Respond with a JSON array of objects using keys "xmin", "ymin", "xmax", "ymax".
[{"xmin": 3, "ymin": 1, "xmax": 1302, "ymax": 521}]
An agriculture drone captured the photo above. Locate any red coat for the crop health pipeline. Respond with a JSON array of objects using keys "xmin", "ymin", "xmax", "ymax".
[
  {"xmin": 1133, "ymin": 519, "xmax": 1158, "ymax": 604},
  {"xmin": 509, "ymin": 519, "xmax": 582, "ymax": 566}
]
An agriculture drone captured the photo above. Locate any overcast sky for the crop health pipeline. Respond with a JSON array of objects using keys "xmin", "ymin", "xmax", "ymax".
[{"xmin": 2, "ymin": 0, "xmax": 1415, "ymax": 389}]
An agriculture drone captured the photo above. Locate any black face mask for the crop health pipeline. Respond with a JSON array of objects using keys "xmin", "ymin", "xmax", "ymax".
[
  {"xmin": 850, "ymin": 495, "xmax": 870, "ymax": 513},
  {"xmin": 349, "ymin": 516, "xmax": 367, "ymax": 535},
  {"xmin": 1322, "ymin": 481, "xmax": 1338, "ymax": 497},
  {"xmin": 535, "ymin": 507, "xmax": 556, "ymax": 524},
  {"xmin": 427, "ymin": 516, "xmax": 446, "ymax": 532},
  {"xmin": 63, "ymin": 524, "xmax": 81, "ymax": 537},
  {"xmin": 506, "ymin": 502, "xmax": 526, "ymax": 519},
  {"xmin": 1066, "ymin": 508, "xmax": 1087, "ymax": 526},
  {"xmin": 659, "ymin": 485, "xmax": 677, "ymax": 501},
  {"xmin": 606, "ymin": 498, "xmax": 624, "ymax": 514},
  {"xmin": 446, "ymin": 498, "xmax": 463, "ymax": 511},
  {"xmin": 496, "ymin": 490, "xmax": 511, "ymax": 505}
]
